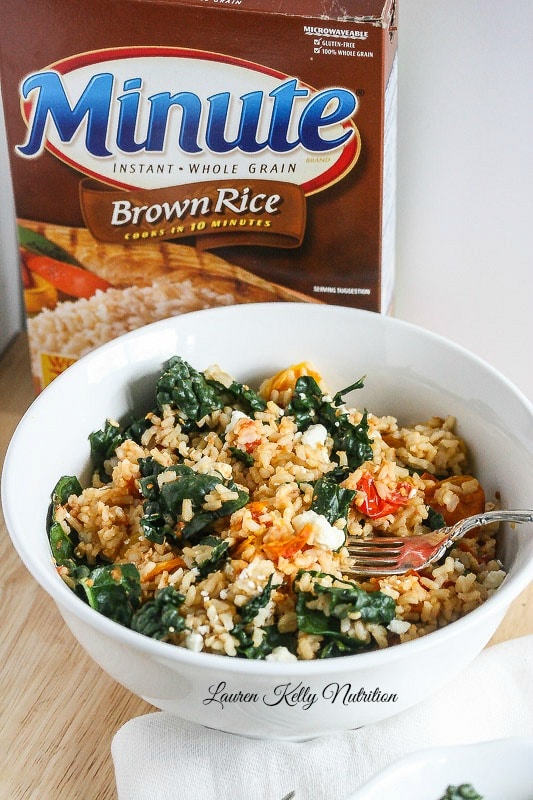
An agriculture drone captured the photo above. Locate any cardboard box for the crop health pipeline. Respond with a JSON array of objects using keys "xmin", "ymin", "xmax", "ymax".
[{"xmin": 0, "ymin": 0, "xmax": 397, "ymax": 391}]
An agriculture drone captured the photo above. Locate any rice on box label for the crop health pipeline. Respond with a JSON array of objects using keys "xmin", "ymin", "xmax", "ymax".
[{"xmin": 0, "ymin": 0, "xmax": 397, "ymax": 392}]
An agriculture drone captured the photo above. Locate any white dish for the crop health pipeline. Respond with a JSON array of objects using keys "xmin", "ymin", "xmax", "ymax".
[
  {"xmin": 3, "ymin": 303, "xmax": 533, "ymax": 740},
  {"xmin": 348, "ymin": 737, "xmax": 533, "ymax": 800}
]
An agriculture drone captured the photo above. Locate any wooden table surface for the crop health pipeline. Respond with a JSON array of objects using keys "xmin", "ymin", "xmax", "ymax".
[{"xmin": 1, "ymin": 333, "xmax": 532, "ymax": 800}]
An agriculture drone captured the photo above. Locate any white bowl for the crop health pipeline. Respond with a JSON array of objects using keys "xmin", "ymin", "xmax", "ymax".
[
  {"xmin": 3, "ymin": 303, "xmax": 533, "ymax": 740},
  {"xmin": 347, "ymin": 737, "xmax": 533, "ymax": 799}
]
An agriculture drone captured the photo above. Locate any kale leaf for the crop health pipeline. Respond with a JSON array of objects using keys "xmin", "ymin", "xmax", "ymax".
[
  {"xmin": 286, "ymin": 375, "xmax": 326, "ymax": 430},
  {"xmin": 156, "ymin": 356, "xmax": 224, "ymax": 428},
  {"xmin": 131, "ymin": 586, "xmax": 186, "ymax": 640},
  {"xmin": 47, "ymin": 475, "xmax": 84, "ymax": 570},
  {"xmin": 138, "ymin": 461, "xmax": 248, "ymax": 544},
  {"xmin": 239, "ymin": 574, "xmax": 276, "ymax": 624},
  {"xmin": 229, "ymin": 446, "xmax": 255, "ymax": 467},
  {"xmin": 123, "ymin": 415, "xmax": 152, "ymax": 444},
  {"xmin": 332, "ymin": 409, "xmax": 373, "ymax": 472},
  {"xmin": 310, "ymin": 575, "xmax": 396, "ymax": 625},
  {"xmin": 87, "ymin": 410, "xmax": 153, "ymax": 482},
  {"xmin": 207, "ymin": 378, "xmax": 267, "ymax": 415},
  {"xmin": 48, "ymin": 521, "xmax": 77, "ymax": 569},
  {"xmin": 439, "ymin": 786, "xmax": 484, "ymax": 800},
  {"xmin": 77, "ymin": 563, "xmax": 141, "ymax": 626},
  {"xmin": 233, "ymin": 624, "xmax": 295, "ymax": 660},
  {"xmin": 295, "ymin": 571, "xmax": 396, "ymax": 657},
  {"xmin": 194, "ymin": 535, "xmax": 230, "ymax": 578},
  {"xmin": 230, "ymin": 576, "xmax": 293, "ymax": 659},
  {"xmin": 311, "ymin": 475, "xmax": 356, "ymax": 526},
  {"xmin": 158, "ymin": 468, "xmax": 248, "ymax": 539},
  {"xmin": 89, "ymin": 420, "xmax": 124, "ymax": 482},
  {"xmin": 332, "ymin": 376, "xmax": 366, "ymax": 407},
  {"xmin": 139, "ymin": 501, "xmax": 177, "ymax": 545},
  {"xmin": 287, "ymin": 375, "xmax": 372, "ymax": 471},
  {"xmin": 156, "ymin": 357, "xmax": 267, "ymax": 432},
  {"xmin": 50, "ymin": 475, "xmax": 83, "ymax": 508},
  {"xmin": 426, "ymin": 505, "xmax": 446, "ymax": 530},
  {"xmin": 318, "ymin": 638, "xmax": 368, "ymax": 658}
]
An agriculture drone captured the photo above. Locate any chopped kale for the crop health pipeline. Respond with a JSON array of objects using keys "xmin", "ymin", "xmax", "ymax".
[
  {"xmin": 319, "ymin": 638, "xmax": 369, "ymax": 658},
  {"xmin": 287, "ymin": 375, "xmax": 372, "ymax": 471},
  {"xmin": 156, "ymin": 357, "xmax": 267, "ymax": 431},
  {"xmin": 156, "ymin": 356, "xmax": 224, "ymax": 428},
  {"xmin": 159, "ymin": 467, "xmax": 248, "ymax": 539},
  {"xmin": 439, "ymin": 786, "xmax": 483, "ymax": 800},
  {"xmin": 89, "ymin": 419, "xmax": 124, "ymax": 482},
  {"xmin": 138, "ymin": 456, "xmax": 163, "ymax": 480},
  {"xmin": 230, "ymin": 576, "xmax": 293, "ymax": 659},
  {"xmin": 229, "ymin": 446, "xmax": 255, "ymax": 467},
  {"xmin": 131, "ymin": 587, "xmax": 186, "ymax": 640},
  {"xmin": 123, "ymin": 415, "xmax": 152, "ymax": 444},
  {"xmin": 227, "ymin": 380, "xmax": 267, "ymax": 413},
  {"xmin": 137, "ymin": 457, "xmax": 166, "ymax": 502},
  {"xmin": 87, "ymin": 413, "xmax": 152, "ymax": 481},
  {"xmin": 50, "ymin": 475, "xmax": 83, "ymax": 508},
  {"xmin": 426, "ymin": 505, "xmax": 447, "ymax": 530},
  {"xmin": 77, "ymin": 563, "xmax": 141, "ymax": 626},
  {"xmin": 138, "ymin": 462, "xmax": 248, "ymax": 544},
  {"xmin": 47, "ymin": 476, "xmax": 84, "ymax": 570},
  {"xmin": 311, "ymin": 475, "xmax": 356, "ymax": 526},
  {"xmin": 332, "ymin": 376, "xmax": 366, "ymax": 407},
  {"xmin": 404, "ymin": 464, "xmax": 450, "ymax": 479},
  {"xmin": 286, "ymin": 375, "xmax": 326, "ymax": 430},
  {"xmin": 139, "ymin": 502, "xmax": 176, "ymax": 545},
  {"xmin": 194, "ymin": 535, "xmax": 230, "ymax": 578},
  {"xmin": 48, "ymin": 521, "xmax": 77, "ymax": 569},
  {"xmin": 208, "ymin": 377, "xmax": 267, "ymax": 414},
  {"xmin": 332, "ymin": 409, "xmax": 373, "ymax": 472},
  {"xmin": 295, "ymin": 571, "xmax": 396, "ymax": 657},
  {"xmin": 239, "ymin": 574, "xmax": 276, "ymax": 624},
  {"xmin": 233, "ymin": 624, "xmax": 295, "ymax": 660},
  {"xmin": 310, "ymin": 574, "xmax": 396, "ymax": 625}
]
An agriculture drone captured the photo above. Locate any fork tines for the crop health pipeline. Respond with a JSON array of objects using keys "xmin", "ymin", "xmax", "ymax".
[
  {"xmin": 346, "ymin": 539, "xmax": 403, "ymax": 556},
  {"xmin": 345, "ymin": 538, "xmax": 405, "ymax": 569},
  {"xmin": 347, "ymin": 537, "xmax": 405, "ymax": 550}
]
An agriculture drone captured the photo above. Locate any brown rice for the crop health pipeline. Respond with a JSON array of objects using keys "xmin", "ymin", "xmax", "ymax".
[{"xmin": 50, "ymin": 360, "xmax": 506, "ymax": 660}]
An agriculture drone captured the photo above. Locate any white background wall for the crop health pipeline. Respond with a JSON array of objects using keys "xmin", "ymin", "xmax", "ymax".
[
  {"xmin": 394, "ymin": 0, "xmax": 533, "ymax": 402},
  {"xmin": 0, "ymin": 0, "xmax": 532, "ymax": 399}
]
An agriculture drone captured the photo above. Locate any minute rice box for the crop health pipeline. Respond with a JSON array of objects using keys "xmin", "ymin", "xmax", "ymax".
[{"xmin": 0, "ymin": 0, "xmax": 398, "ymax": 392}]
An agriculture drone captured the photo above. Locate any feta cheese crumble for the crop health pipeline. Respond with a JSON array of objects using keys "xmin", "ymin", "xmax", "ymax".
[
  {"xmin": 300, "ymin": 423, "xmax": 328, "ymax": 447},
  {"xmin": 225, "ymin": 409, "xmax": 250, "ymax": 434},
  {"xmin": 292, "ymin": 509, "xmax": 345, "ymax": 551}
]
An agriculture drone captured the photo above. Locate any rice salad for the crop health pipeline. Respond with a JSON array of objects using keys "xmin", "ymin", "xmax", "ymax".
[{"xmin": 48, "ymin": 358, "xmax": 506, "ymax": 661}]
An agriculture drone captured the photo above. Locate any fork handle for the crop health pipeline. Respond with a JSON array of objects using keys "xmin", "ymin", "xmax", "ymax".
[{"xmin": 449, "ymin": 508, "xmax": 533, "ymax": 542}]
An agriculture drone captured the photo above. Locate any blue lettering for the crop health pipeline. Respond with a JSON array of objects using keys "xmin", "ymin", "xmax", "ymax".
[
  {"xmin": 299, "ymin": 89, "xmax": 356, "ymax": 150},
  {"xmin": 17, "ymin": 70, "xmax": 357, "ymax": 159},
  {"xmin": 17, "ymin": 71, "xmax": 113, "ymax": 157},
  {"xmin": 205, "ymin": 90, "xmax": 268, "ymax": 154},
  {"xmin": 116, "ymin": 79, "xmax": 145, "ymax": 153},
  {"xmin": 146, "ymin": 91, "xmax": 202, "ymax": 153},
  {"xmin": 268, "ymin": 80, "xmax": 308, "ymax": 153}
]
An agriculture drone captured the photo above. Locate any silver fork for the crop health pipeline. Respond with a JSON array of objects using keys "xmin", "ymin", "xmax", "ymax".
[{"xmin": 344, "ymin": 509, "xmax": 533, "ymax": 576}]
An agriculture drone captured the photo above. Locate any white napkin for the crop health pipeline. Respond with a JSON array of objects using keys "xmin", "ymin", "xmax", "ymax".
[{"xmin": 112, "ymin": 635, "xmax": 533, "ymax": 800}]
